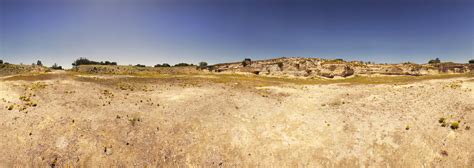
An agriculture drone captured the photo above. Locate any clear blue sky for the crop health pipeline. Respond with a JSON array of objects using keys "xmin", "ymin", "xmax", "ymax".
[{"xmin": 1, "ymin": 0, "xmax": 473, "ymax": 67}]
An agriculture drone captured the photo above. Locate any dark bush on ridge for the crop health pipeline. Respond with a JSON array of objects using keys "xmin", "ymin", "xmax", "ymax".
[
  {"xmin": 242, "ymin": 58, "xmax": 251, "ymax": 67},
  {"xmin": 0, "ymin": 60, "xmax": 3, "ymax": 64},
  {"xmin": 199, "ymin": 62, "xmax": 208, "ymax": 67},
  {"xmin": 154, "ymin": 63, "xmax": 171, "ymax": 67},
  {"xmin": 469, "ymin": 59, "xmax": 474, "ymax": 64},
  {"xmin": 174, "ymin": 63, "xmax": 194, "ymax": 67},
  {"xmin": 135, "ymin": 64, "xmax": 146, "ymax": 67},
  {"xmin": 72, "ymin": 57, "xmax": 117, "ymax": 66},
  {"xmin": 51, "ymin": 63, "xmax": 63, "ymax": 70},
  {"xmin": 428, "ymin": 58, "xmax": 441, "ymax": 64}
]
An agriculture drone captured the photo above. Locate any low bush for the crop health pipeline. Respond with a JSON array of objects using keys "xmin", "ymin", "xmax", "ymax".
[
  {"xmin": 174, "ymin": 63, "xmax": 194, "ymax": 67},
  {"xmin": 51, "ymin": 63, "xmax": 63, "ymax": 70},
  {"xmin": 154, "ymin": 63, "xmax": 171, "ymax": 67},
  {"xmin": 72, "ymin": 57, "xmax": 117, "ymax": 66},
  {"xmin": 199, "ymin": 62, "xmax": 208, "ymax": 67},
  {"xmin": 450, "ymin": 121, "xmax": 459, "ymax": 130},
  {"xmin": 242, "ymin": 58, "xmax": 251, "ymax": 67},
  {"xmin": 428, "ymin": 58, "xmax": 441, "ymax": 64}
]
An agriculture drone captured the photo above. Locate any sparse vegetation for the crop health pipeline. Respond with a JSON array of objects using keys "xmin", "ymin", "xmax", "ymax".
[
  {"xmin": 428, "ymin": 58, "xmax": 441, "ymax": 64},
  {"xmin": 50, "ymin": 63, "xmax": 63, "ymax": 70},
  {"xmin": 438, "ymin": 117, "xmax": 446, "ymax": 124},
  {"xmin": 154, "ymin": 63, "xmax": 171, "ymax": 67},
  {"xmin": 72, "ymin": 57, "xmax": 117, "ymax": 66},
  {"xmin": 450, "ymin": 121, "xmax": 459, "ymax": 130},
  {"xmin": 7, "ymin": 104, "xmax": 14, "ymax": 110},
  {"xmin": 242, "ymin": 58, "xmax": 251, "ymax": 67},
  {"xmin": 174, "ymin": 63, "xmax": 194, "ymax": 67},
  {"xmin": 199, "ymin": 62, "xmax": 208, "ymax": 67},
  {"xmin": 129, "ymin": 117, "xmax": 141, "ymax": 126},
  {"xmin": 1, "ymin": 57, "xmax": 474, "ymax": 166},
  {"xmin": 277, "ymin": 62, "xmax": 284, "ymax": 70}
]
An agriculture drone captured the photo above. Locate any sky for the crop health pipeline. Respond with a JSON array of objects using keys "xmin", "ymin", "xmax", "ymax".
[{"xmin": 0, "ymin": 0, "xmax": 473, "ymax": 67}]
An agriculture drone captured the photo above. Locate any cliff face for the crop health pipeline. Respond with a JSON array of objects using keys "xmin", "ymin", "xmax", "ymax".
[{"xmin": 209, "ymin": 57, "xmax": 473, "ymax": 78}]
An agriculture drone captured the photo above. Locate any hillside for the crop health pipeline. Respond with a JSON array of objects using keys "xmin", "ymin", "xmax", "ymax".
[
  {"xmin": 71, "ymin": 65, "xmax": 200, "ymax": 75},
  {"xmin": 209, "ymin": 57, "xmax": 474, "ymax": 78},
  {"xmin": 0, "ymin": 64, "xmax": 49, "ymax": 77}
]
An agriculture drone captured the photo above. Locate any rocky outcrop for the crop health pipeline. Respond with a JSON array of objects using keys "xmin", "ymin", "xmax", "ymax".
[{"xmin": 209, "ymin": 57, "xmax": 473, "ymax": 78}]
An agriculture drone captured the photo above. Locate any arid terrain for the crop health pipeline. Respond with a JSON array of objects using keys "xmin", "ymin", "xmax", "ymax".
[{"xmin": 0, "ymin": 67, "xmax": 473, "ymax": 167}]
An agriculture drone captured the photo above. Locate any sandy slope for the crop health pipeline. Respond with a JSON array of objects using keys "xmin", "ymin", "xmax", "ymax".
[{"xmin": 0, "ymin": 73, "xmax": 473, "ymax": 167}]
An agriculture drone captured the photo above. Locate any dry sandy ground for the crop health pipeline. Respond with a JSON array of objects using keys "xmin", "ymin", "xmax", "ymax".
[{"xmin": 0, "ymin": 72, "xmax": 473, "ymax": 167}]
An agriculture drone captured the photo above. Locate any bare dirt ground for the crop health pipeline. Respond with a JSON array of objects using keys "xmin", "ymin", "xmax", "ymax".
[{"xmin": 0, "ymin": 72, "xmax": 473, "ymax": 167}]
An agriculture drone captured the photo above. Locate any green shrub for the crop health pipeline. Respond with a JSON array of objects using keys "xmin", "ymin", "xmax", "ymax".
[
  {"xmin": 51, "ymin": 63, "xmax": 63, "ymax": 70},
  {"xmin": 242, "ymin": 58, "xmax": 251, "ymax": 67},
  {"xmin": 72, "ymin": 57, "xmax": 117, "ymax": 66},
  {"xmin": 154, "ymin": 63, "xmax": 171, "ymax": 67},
  {"xmin": 174, "ymin": 63, "xmax": 193, "ymax": 67},
  {"xmin": 450, "ymin": 121, "xmax": 459, "ymax": 130},
  {"xmin": 428, "ymin": 58, "xmax": 441, "ymax": 64},
  {"xmin": 199, "ymin": 62, "xmax": 208, "ymax": 67}
]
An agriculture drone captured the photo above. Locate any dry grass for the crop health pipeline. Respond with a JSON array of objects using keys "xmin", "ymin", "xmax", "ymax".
[{"xmin": 3, "ymin": 71, "xmax": 473, "ymax": 87}]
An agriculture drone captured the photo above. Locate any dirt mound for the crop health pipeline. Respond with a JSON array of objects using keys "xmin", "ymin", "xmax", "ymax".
[
  {"xmin": 0, "ymin": 64, "xmax": 49, "ymax": 77},
  {"xmin": 72, "ymin": 65, "xmax": 200, "ymax": 75}
]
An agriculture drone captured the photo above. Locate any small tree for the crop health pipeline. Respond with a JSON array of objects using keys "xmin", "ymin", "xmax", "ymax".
[
  {"xmin": 469, "ymin": 59, "xmax": 474, "ymax": 64},
  {"xmin": 242, "ymin": 58, "xmax": 251, "ymax": 67},
  {"xmin": 51, "ymin": 63, "xmax": 63, "ymax": 70},
  {"xmin": 199, "ymin": 62, "xmax": 208, "ymax": 67},
  {"xmin": 428, "ymin": 58, "xmax": 441, "ymax": 64},
  {"xmin": 0, "ymin": 60, "xmax": 3, "ymax": 64},
  {"xmin": 37, "ymin": 60, "xmax": 43, "ymax": 66}
]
